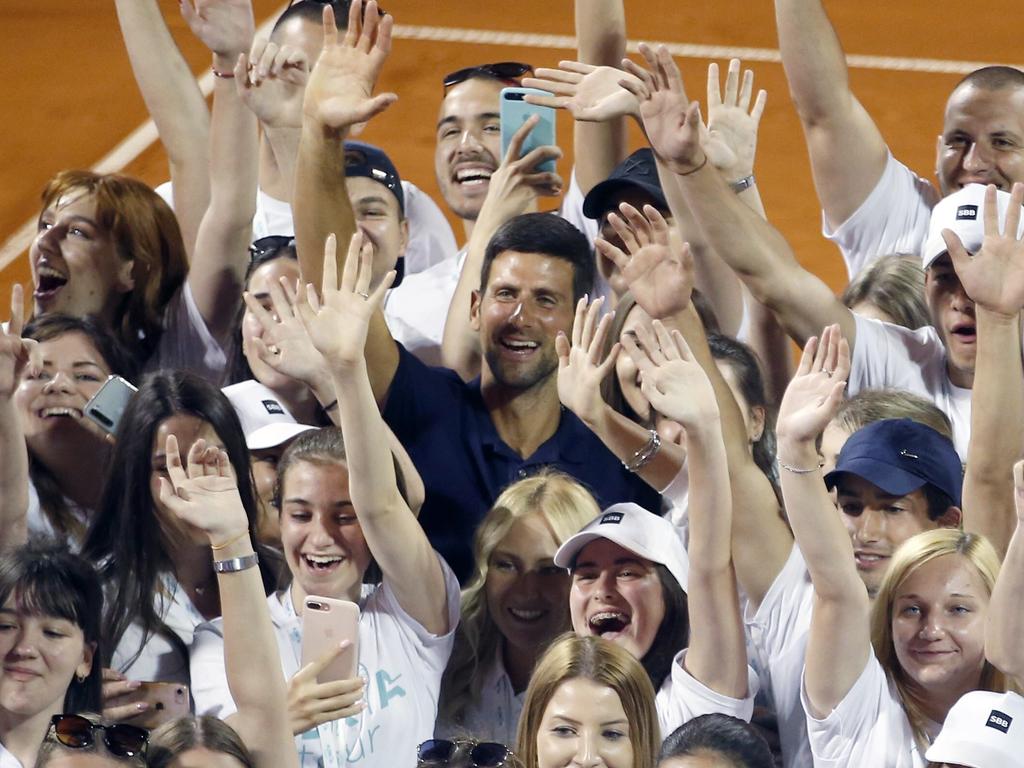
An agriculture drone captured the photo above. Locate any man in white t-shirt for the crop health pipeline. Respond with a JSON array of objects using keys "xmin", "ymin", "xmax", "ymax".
[{"xmin": 774, "ymin": 0, "xmax": 1024, "ymax": 277}]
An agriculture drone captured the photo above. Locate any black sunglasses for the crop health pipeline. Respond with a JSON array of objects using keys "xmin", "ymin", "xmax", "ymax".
[
  {"xmin": 248, "ymin": 235, "xmax": 297, "ymax": 262},
  {"xmin": 49, "ymin": 714, "xmax": 149, "ymax": 759},
  {"xmin": 442, "ymin": 62, "xmax": 533, "ymax": 90},
  {"xmin": 285, "ymin": 0, "xmax": 387, "ymax": 16},
  {"xmin": 417, "ymin": 739, "xmax": 512, "ymax": 767}
]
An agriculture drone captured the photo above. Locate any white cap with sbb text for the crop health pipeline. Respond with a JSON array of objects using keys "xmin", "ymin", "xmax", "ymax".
[
  {"xmin": 222, "ymin": 379, "xmax": 317, "ymax": 451},
  {"xmin": 925, "ymin": 690, "xmax": 1024, "ymax": 768},
  {"xmin": 921, "ymin": 183, "xmax": 1024, "ymax": 269}
]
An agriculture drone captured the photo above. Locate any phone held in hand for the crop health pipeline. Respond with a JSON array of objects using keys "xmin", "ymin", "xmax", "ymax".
[
  {"xmin": 300, "ymin": 596, "xmax": 360, "ymax": 683},
  {"xmin": 500, "ymin": 87, "xmax": 557, "ymax": 173},
  {"xmin": 84, "ymin": 375, "xmax": 138, "ymax": 435},
  {"xmin": 121, "ymin": 682, "xmax": 190, "ymax": 730}
]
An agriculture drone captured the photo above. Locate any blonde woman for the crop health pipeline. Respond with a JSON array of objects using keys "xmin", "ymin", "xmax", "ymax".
[
  {"xmin": 437, "ymin": 470, "xmax": 599, "ymax": 744},
  {"xmin": 516, "ymin": 633, "xmax": 659, "ymax": 768}
]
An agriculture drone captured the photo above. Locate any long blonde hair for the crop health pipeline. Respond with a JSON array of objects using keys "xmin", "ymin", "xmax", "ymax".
[
  {"xmin": 516, "ymin": 633, "xmax": 659, "ymax": 768},
  {"xmin": 871, "ymin": 529, "xmax": 1004, "ymax": 748},
  {"xmin": 438, "ymin": 470, "xmax": 599, "ymax": 728}
]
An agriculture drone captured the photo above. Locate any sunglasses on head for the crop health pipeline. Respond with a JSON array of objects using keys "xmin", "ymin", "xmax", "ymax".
[
  {"xmin": 49, "ymin": 714, "xmax": 148, "ymax": 759},
  {"xmin": 285, "ymin": 0, "xmax": 388, "ymax": 16},
  {"xmin": 417, "ymin": 739, "xmax": 512, "ymax": 767},
  {"xmin": 442, "ymin": 62, "xmax": 533, "ymax": 90},
  {"xmin": 248, "ymin": 235, "xmax": 297, "ymax": 263}
]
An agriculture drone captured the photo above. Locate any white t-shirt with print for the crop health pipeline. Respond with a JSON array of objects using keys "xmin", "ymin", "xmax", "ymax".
[
  {"xmin": 434, "ymin": 650, "xmax": 523, "ymax": 748},
  {"xmin": 191, "ymin": 560, "xmax": 461, "ymax": 768},
  {"xmin": 823, "ymin": 152, "xmax": 940, "ymax": 279},
  {"xmin": 849, "ymin": 314, "xmax": 971, "ymax": 460},
  {"xmin": 803, "ymin": 653, "xmax": 937, "ymax": 768},
  {"xmin": 657, "ymin": 649, "xmax": 759, "ymax": 737},
  {"xmin": 745, "ymin": 544, "xmax": 814, "ymax": 768}
]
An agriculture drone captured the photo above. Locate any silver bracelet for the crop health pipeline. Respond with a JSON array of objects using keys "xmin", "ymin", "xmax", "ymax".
[
  {"xmin": 624, "ymin": 430, "xmax": 661, "ymax": 473},
  {"xmin": 213, "ymin": 553, "xmax": 259, "ymax": 574},
  {"xmin": 729, "ymin": 174, "xmax": 756, "ymax": 194},
  {"xmin": 777, "ymin": 458, "xmax": 825, "ymax": 475}
]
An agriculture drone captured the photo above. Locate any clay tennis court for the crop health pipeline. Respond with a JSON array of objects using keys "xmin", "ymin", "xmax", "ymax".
[{"xmin": 3, "ymin": 1, "xmax": 1020, "ymax": 300}]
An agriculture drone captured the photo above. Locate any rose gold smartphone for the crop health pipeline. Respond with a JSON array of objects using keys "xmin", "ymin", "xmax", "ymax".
[
  {"xmin": 122, "ymin": 682, "xmax": 190, "ymax": 729},
  {"xmin": 300, "ymin": 596, "xmax": 360, "ymax": 683}
]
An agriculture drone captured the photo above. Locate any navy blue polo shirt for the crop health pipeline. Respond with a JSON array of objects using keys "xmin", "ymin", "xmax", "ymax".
[{"xmin": 382, "ymin": 344, "xmax": 662, "ymax": 582}]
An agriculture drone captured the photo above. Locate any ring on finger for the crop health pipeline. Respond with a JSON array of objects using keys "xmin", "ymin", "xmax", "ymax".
[
  {"xmin": 823, "ymin": 367, "xmax": 833, "ymax": 377},
  {"xmin": 357, "ymin": 291, "xmax": 370, "ymax": 300}
]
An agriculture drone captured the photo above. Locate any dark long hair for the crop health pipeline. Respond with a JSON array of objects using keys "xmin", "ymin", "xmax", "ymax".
[
  {"xmin": 642, "ymin": 564, "xmax": 689, "ymax": 690},
  {"xmin": 659, "ymin": 714, "xmax": 774, "ymax": 768},
  {"xmin": 22, "ymin": 314, "xmax": 137, "ymax": 542},
  {"xmin": 81, "ymin": 371, "xmax": 278, "ymax": 669},
  {"xmin": 0, "ymin": 540, "xmax": 103, "ymax": 713}
]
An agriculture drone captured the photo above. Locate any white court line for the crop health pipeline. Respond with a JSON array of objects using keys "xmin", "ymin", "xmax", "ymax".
[{"xmin": 2, "ymin": 20, "xmax": 1020, "ymax": 271}]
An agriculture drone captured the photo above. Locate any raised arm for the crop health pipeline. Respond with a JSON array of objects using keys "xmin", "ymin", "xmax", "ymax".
[
  {"xmin": 950, "ymin": 184, "xmax": 1024, "ymax": 558},
  {"xmin": 114, "ymin": 0, "xmax": 210, "ymax": 256},
  {"xmin": 182, "ymin": 0, "xmax": 260, "ymax": 342},
  {"xmin": 0, "ymin": 286, "xmax": 36, "ymax": 550},
  {"xmin": 596, "ymin": 203, "xmax": 792, "ymax": 606},
  {"xmin": 775, "ymin": 326, "xmax": 871, "ymax": 718},
  {"xmin": 296, "ymin": 234, "xmax": 448, "ymax": 634},
  {"xmin": 440, "ymin": 117, "xmax": 562, "ymax": 380},
  {"xmin": 985, "ymin": 460, "xmax": 1024, "ymax": 683},
  {"xmin": 158, "ymin": 435, "xmax": 297, "ymax": 768},
  {"xmin": 622, "ymin": 44, "xmax": 856, "ymax": 349},
  {"xmin": 773, "ymin": 0, "xmax": 889, "ymax": 228},
  {"xmin": 626, "ymin": 322, "xmax": 748, "ymax": 698},
  {"xmin": 293, "ymin": 1, "xmax": 398, "ymax": 402}
]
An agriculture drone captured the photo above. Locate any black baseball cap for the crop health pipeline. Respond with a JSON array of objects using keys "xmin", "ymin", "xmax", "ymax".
[
  {"xmin": 344, "ymin": 140, "xmax": 405, "ymax": 214},
  {"xmin": 582, "ymin": 148, "xmax": 668, "ymax": 220}
]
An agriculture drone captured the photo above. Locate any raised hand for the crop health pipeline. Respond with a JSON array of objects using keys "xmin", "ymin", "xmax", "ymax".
[
  {"xmin": 776, "ymin": 325, "xmax": 850, "ymax": 446},
  {"xmin": 243, "ymin": 277, "xmax": 330, "ymax": 388},
  {"xmin": 180, "ymin": 0, "xmax": 255, "ymax": 59},
  {"xmin": 302, "ymin": 0, "xmax": 396, "ymax": 135},
  {"xmin": 476, "ymin": 115, "xmax": 563, "ymax": 223},
  {"xmin": 945, "ymin": 183, "xmax": 1024, "ymax": 318},
  {"xmin": 295, "ymin": 232, "xmax": 395, "ymax": 373},
  {"xmin": 156, "ymin": 434, "xmax": 249, "ymax": 548},
  {"xmin": 287, "ymin": 641, "xmax": 364, "ymax": 734},
  {"xmin": 594, "ymin": 202, "xmax": 694, "ymax": 320},
  {"xmin": 523, "ymin": 61, "xmax": 641, "ymax": 122},
  {"xmin": 555, "ymin": 297, "xmax": 618, "ymax": 425},
  {"xmin": 705, "ymin": 59, "xmax": 767, "ymax": 182},
  {"xmin": 621, "ymin": 320, "xmax": 718, "ymax": 430},
  {"xmin": 620, "ymin": 43, "xmax": 704, "ymax": 174},
  {"xmin": 0, "ymin": 285, "xmax": 40, "ymax": 400},
  {"xmin": 237, "ymin": 38, "xmax": 309, "ymax": 129}
]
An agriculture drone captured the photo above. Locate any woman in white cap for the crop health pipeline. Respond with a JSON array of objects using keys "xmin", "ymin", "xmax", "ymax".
[
  {"xmin": 554, "ymin": 321, "xmax": 757, "ymax": 736},
  {"xmin": 924, "ymin": 690, "xmax": 1024, "ymax": 768}
]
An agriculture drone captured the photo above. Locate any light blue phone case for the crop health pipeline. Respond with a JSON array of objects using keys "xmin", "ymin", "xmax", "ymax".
[{"xmin": 500, "ymin": 87, "xmax": 558, "ymax": 173}]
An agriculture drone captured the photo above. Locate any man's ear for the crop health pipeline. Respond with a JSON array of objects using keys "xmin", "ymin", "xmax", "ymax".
[
  {"xmin": 398, "ymin": 217, "xmax": 410, "ymax": 255},
  {"xmin": 937, "ymin": 505, "xmax": 963, "ymax": 529},
  {"xmin": 470, "ymin": 289, "xmax": 482, "ymax": 331}
]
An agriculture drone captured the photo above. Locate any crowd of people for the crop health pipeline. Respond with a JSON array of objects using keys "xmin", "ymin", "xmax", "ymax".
[{"xmin": 1, "ymin": 0, "xmax": 1023, "ymax": 766}]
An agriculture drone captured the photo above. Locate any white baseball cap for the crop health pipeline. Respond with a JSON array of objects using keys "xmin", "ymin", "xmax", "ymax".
[
  {"xmin": 925, "ymin": 690, "xmax": 1024, "ymax": 768},
  {"xmin": 222, "ymin": 380, "xmax": 317, "ymax": 451},
  {"xmin": 921, "ymin": 183, "xmax": 1024, "ymax": 269},
  {"xmin": 554, "ymin": 503, "xmax": 689, "ymax": 591}
]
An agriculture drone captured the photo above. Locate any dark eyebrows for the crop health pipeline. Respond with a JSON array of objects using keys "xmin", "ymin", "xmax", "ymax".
[
  {"xmin": 574, "ymin": 556, "xmax": 647, "ymax": 570},
  {"xmin": 436, "ymin": 111, "xmax": 501, "ymax": 132}
]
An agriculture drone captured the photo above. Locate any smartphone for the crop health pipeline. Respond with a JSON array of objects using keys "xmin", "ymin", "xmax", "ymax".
[
  {"xmin": 121, "ymin": 682, "xmax": 190, "ymax": 729},
  {"xmin": 84, "ymin": 375, "xmax": 138, "ymax": 435},
  {"xmin": 300, "ymin": 596, "xmax": 360, "ymax": 684},
  {"xmin": 500, "ymin": 87, "xmax": 557, "ymax": 173}
]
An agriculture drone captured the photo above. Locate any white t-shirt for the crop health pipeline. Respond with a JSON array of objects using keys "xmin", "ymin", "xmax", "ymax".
[
  {"xmin": 823, "ymin": 152, "xmax": 940, "ymax": 279},
  {"xmin": 745, "ymin": 544, "xmax": 814, "ymax": 768},
  {"xmin": 144, "ymin": 283, "xmax": 228, "ymax": 382},
  {"xmin": 154, "ymin": 181, "xmax": 458, "ymax": 279},
  {"xmin": 0, "ymin": 742, "xmax": 21, "ymax": 768},
  {"xmin": 434, "ymin": 650, "xmax": 523, "ymax": 748},
  {"xmin": 803, "ymin": 653, "xmax": 937, "ymax": 768},
  {"xmin": 657, "ymin": 649, "xmax": 759, "ymax": 737},
  {"xmin": 191, "ymin": 561, "xmax": 461, "ymax": 768},
  {"xmin": 849, "ymin": 314, "xmax": 971, "ymax": 459},
  {"xmin": 111, "ymin": 573, "xmax": 205, "ymax": 685}
]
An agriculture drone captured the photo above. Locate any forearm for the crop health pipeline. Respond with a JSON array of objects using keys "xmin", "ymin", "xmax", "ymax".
[
  {"xmin": 963, "ymin": 308, "xmax": 1023, "ymax": 557},
  {"xmin": 441, "ymin": 232, "xmax": 486, "ymax": 381},
  {"xmin": 585, "ymin": 405, "xmax": 684, "ymax": 491},
  {"xmin": 986, "ymin": 518, "xmax": 1024, "ymax": 680},
  {"xmin": 0, "ymin": 400, "xmax": 29, "ymax": 549},
  {"xmin": 260, "ymin": 126, "xmax": 302, "ymax": 204},
  {"xmin": 682, "ymin": 418, "xmax": 749, "ymax": 697},
  {"xmin": 744, "ymin": 292, "xmax": 796, "ymax": 408}
]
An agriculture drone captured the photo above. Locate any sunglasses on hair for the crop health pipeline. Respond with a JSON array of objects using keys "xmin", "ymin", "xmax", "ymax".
[
  {"xmin": 285, "ymin": 0, "xmax": 387, "ymax": 16},
  {"xmin": 442, "ymin": 62, "xmax": 533, "ymax": 90},
  {"xmin": 49, "ymin": 714, "xmax": 149, "ymax": 759},
  {"xmin": 417, "ymin": 739, "xmax": 512, "ymax": 767},
  {"xmin": 248, "ymin": 235, "xmax": 296, "ymax": 262}
]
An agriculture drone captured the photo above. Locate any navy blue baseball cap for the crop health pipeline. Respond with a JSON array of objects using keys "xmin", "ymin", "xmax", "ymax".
[
  {"xmin": 824, "ymin": 418, "xmax": 963, "ymax": 506},
  {"xmin": 582, "ymin": 148, "xmax": 668, "ymax": 219},
  {"xmin": 344, "ymin": 140, "xmax": 405, "ymax": 214}
]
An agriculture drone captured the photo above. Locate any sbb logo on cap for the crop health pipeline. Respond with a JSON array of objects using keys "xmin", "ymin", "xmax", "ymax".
[
  {"xmin": 986, "ymin": 709, "xmax": 1012, "ymax": 734},
  {"xmin": 600, "ymin": 512, "xmax": 624, "ymax": 525},
  {"xmin": 956, "ymin": 204, "xmax": 979, "ymax": 220},
  {"xmin": 262, "ymin": 400, "xmax": 285, "ymax": 415}
]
